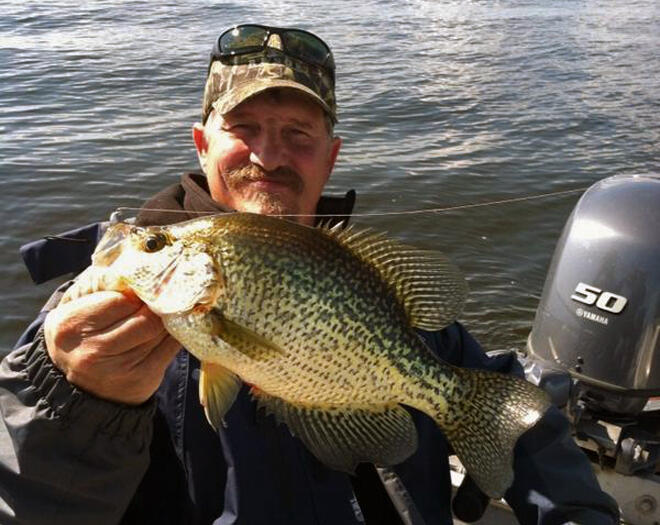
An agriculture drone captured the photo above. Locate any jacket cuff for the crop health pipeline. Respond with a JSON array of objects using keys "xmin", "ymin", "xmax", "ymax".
[{"xmin": 8, "ymin": 329, "xmax": 156, "ymax": 443}]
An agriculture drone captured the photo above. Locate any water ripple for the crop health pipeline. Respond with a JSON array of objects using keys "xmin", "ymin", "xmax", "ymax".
[{"xmin": 1, "ymin": 0, "xmax": 658, "ymax": 350}]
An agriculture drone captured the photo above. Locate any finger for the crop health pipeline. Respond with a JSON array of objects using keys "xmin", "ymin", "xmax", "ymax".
[
  {"xmin": 54, "ymin": 291, "xmax": 144, "ymax": 334},
  {"xmin": 51, "ymin": 330, "xmax": 172, "ymax": 402},
  {"xmin": 136, "ymin": 335, "xmax": 182, "ymax": 379},
  {"xmin": 57, "ymin": 332, "xmax": 181, "ymax": 405},
  {"xmin": 110, "ymin": 329, "xmax": 172, "ymax": 369},
  {"xmin": 94, "ymin": 304, "xmax": 167, "ymax": 353},
  {"xmin": 61, "ymin": 266, "xmax": 127, "ymax": 304},
  {"xmin": 111, "ymin": 335, "xmax": 182, "ymax": 405},
  {"xmin": 45, "ymin": 292, "xmax": 144, "ymax": 358}
]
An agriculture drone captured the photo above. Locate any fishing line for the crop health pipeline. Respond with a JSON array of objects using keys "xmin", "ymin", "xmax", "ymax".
[{"xmin": 113, "ymin": 186, "xmax": 588, "ymax": 219}]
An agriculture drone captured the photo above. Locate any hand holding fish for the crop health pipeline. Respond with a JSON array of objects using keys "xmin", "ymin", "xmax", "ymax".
[{"xmin": 44, "ymin": 283, "xmax": 181, "ymax": 405}]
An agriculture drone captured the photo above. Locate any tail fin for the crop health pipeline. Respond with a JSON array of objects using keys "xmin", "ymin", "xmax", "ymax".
[{"xmin": 438, "ymin": 368, "xmax": 551, "ymax": 499}]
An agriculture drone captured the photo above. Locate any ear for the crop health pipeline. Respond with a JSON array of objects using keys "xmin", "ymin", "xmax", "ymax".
[
  {"xmin": 325, "ymin": 135, "xmax": 342, "ymax": 182},
  {"xmin": 192, "ymin": 122, "xmax": 208, "ymax": 172}
]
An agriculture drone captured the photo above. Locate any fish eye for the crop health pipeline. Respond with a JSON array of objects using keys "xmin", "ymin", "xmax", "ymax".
[{"xmin": 143, "ymin": 233, "xmax": 168, "ymax": 253}]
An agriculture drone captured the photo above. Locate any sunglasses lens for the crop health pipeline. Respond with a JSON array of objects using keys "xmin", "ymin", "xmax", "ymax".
[
  {"xmin": 215, "ymin": 26, "xmax": 334, "ymax": 74},
  {"xmin": 283, "ymin": 30, "xmax": 331, "ymax": 66},
  {"xmin": 220, "ymin": 25, "xmax": 268, "ymax": 53}
]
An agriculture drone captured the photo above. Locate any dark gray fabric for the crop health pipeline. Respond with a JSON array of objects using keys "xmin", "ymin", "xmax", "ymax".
[
  {"xmin": 0, "ymin": 332, "xmax": 155, "ymax": 524},
  {"xmin": 20, "ymin": 222, "xmax": 104, "ymax": 285}
]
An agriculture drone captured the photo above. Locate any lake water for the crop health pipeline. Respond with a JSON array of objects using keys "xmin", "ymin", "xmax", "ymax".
[{"xmin": 1, "ymin": 0, "xmax": 658, "ymax": 352}]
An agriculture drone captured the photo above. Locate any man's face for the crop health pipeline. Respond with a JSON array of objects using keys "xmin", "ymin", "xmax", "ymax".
[{"xmin": 193, "ymin": 89, "xmax": 341, "ymax": 226}]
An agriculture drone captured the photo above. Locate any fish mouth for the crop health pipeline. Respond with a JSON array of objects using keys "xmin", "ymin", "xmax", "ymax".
[{"xmin": 92, "ymin": 223, "xmax": 133, "ymax": 267}]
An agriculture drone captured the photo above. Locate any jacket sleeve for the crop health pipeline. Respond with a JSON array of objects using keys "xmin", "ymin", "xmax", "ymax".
[
  {"xmin": 427, "ymin": 323, "xmax": 620, "ymax": 525},
  {"xmin": 0, "ymin": 306, "xmax": 156, "ymax": 524}
]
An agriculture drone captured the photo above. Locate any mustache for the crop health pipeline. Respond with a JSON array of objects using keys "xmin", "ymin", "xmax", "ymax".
[{"xmin": 225, "ymin": 164, "xmax": 304, "ymax": 194}]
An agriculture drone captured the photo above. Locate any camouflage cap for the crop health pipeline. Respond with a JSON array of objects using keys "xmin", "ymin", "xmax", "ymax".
[{"xmin": 202, "ymin": 51, "xmax": 337, "ymax": 124}]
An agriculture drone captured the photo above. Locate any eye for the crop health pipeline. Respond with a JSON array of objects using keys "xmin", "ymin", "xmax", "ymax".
[
  {"xmin": 223, "ymin": 123, "xmax": 258, "ymax": 136},
  {"xmin": 143, "ymin": 233, "xmax": 168, "ymax": 253},
  {"xmin": 285, "ymin": 127, "xmax": 313, "ymax": 144}
]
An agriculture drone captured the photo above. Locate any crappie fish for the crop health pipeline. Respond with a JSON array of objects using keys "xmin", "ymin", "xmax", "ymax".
[{"xmin": 63, "ymin": 212, "xmax": 550, "ymax": 498}]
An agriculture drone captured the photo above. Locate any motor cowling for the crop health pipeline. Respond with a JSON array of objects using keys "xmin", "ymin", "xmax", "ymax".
[{"xmin": 527, "ymin": 174, "xmax": 660, "ymax": 416}]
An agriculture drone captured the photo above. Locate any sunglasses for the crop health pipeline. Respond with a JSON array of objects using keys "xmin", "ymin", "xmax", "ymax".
[{"xmin": 212, "ymin": 24, "xmax": 335, "ymax": 78}]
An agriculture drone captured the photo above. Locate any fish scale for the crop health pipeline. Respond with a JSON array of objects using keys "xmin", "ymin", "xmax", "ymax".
[
  {"xmin": 80, "ymin": 211, "xmax": 551, "ymax": 499},
  {"xmin": 209, "ymin": 219, "xmax": 408, "ymax": 404}
]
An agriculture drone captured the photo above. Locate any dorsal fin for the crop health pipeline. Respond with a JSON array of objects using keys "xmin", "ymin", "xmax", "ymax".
[{"xmin": 322, "ymin": 224, "xmax": 468, "ymax": 330}]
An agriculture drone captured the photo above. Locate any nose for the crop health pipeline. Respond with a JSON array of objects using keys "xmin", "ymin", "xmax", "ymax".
[{"xmin": 249, "ymin": 128, "xmax": 285, "ymax": 172}]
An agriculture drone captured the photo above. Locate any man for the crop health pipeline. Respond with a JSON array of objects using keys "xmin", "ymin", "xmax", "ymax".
[{"xmin": 0, "ymin": 25, "xmax": 618, "ymax": 524}]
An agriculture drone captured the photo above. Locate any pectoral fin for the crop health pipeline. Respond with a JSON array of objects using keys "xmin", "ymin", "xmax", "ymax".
[
  {"xmin": 251, "ymin": 388, "xmax": 418, "ymax": 473},
  {"xmin": 211, "ymin": 310, "xmax": 286, "ymax": 359},
  {"xmin": 199, "ymin": 361, "xmax": 242, "ymax": 430}
]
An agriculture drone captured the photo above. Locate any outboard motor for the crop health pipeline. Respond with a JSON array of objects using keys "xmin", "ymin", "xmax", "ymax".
[{"xmin": 525, "ymin": 174, "xmax": 660, "ymax": 524}]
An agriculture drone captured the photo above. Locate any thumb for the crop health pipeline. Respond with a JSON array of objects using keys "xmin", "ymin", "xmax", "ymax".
[{"xmin": 61, "ymin": 265, "xmax": 128, "ymax": 304}]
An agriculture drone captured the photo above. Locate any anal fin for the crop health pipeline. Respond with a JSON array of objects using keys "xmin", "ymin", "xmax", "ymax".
[
  {"xmin": 251, "ymin": 388, "xmax": 418, "ymax": 473},
  {"xmin": 199, "ymin": 361, "xmax": 242, "ymax": 430}
]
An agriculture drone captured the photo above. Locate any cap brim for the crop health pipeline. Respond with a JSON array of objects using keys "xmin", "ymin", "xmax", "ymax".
[{"xmin": 211, "ymin": 78, "xmax": 337, "ymax": 123}]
